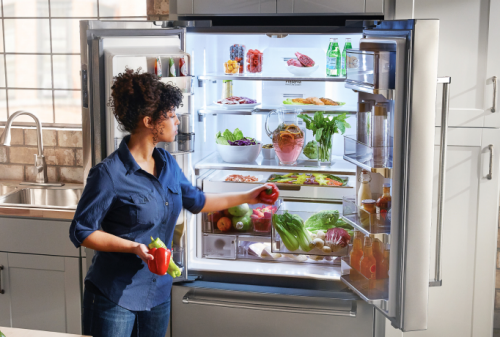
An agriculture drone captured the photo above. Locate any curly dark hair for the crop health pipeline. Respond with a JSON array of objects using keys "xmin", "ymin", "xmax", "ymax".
[{"xmin": 107, "ymin": 68, "xmax": 184, "ymax": 133}]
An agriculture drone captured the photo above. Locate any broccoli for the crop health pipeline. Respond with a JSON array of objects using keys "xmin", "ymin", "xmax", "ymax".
[{"xmin": 303, "ymin": 140, "xmax": 319, "ymax": 159}]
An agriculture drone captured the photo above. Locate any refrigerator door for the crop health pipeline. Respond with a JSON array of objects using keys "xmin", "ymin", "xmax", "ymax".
[
  {"xmin": 80, "ymin": 20, "xmax": 204, "ymax": 283},
  {"xmin": 341, "ymin": 20, "xmax": 439, "ymax": 332}
]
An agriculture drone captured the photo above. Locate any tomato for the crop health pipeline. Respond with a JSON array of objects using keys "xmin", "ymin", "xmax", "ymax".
[
  {"xmin": 217, "ymin": 217, "xmax": 232, "ymax": 232},
  {"xmin": 208, "ymin": 211, "xmax": 222, "ymax": 223}
]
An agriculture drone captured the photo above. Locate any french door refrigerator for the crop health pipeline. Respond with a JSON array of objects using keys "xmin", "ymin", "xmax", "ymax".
[{"xmin": 80, "ymin": 18, "xmax": 446, "ymax": 334}]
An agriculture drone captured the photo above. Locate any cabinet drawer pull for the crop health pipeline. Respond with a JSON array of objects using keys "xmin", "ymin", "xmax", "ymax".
[
  {"xmin": 0, "ymin": 265, "xmax": 4, "ymax": 294},
  {"xmin": 493, "ymin": 76, "xmax": 497, "ymax": 113},
  {"xmin": 487, "ymin": 145, "xmax": 494, "ymax": 180}
]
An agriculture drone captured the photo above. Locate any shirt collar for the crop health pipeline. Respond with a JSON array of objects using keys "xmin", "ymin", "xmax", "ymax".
[
  {"xmin": 118, "ymin": 136, "xmax": 143, "ymax": 175},
  {"xmin": 118, "ymin": 136, "xmax": 169, "ymax": 178}
]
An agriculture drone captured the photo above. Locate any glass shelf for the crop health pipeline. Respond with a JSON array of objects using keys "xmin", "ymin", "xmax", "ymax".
[
  {"xmin": 343, "ymin": 136, "xmax": 393, "ymax": 178},
  {"xmin": 341, "ymin": 197, "xmax": 390, "ymax": 236},
  {"xmin": 198, "ymin": 73, "xmax": 346, "ymax": 82},
  {"xmin": 198, "ymin": 104, "xmax": 358, "ymax": 117},
  {"xmin": 194, "ymin": 152, "xmax": 357, "ymax": 176}
]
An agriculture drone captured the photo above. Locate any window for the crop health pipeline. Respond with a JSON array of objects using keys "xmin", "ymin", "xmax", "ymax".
[{"xmin": 0, "ymin": 0, "xmax": 146, "ymax": 127}]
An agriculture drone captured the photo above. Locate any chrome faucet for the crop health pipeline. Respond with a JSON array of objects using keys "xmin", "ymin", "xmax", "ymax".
[{"xmin": 0, "ymin": 111, "xmax": 48, "ymax": 184}]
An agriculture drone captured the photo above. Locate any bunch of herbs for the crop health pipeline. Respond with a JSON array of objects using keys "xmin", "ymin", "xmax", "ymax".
[{"xmin": 298, "ymin": 112, "xmax": 351, "ymax": 163}]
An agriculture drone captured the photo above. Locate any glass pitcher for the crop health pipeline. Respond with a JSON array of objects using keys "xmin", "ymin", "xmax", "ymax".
[{"xmin": 265, "ymin": 108, "xmax": 305, "ymax": 165}]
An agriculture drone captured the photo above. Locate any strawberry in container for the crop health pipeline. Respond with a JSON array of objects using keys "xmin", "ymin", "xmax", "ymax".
[
  {"xmin": 251, "ymin": 205, "xmax": 278, "ymax": 233},
  {"xmin": 246, "ymin": 49, "xmax": 263, "ymax": 73}
]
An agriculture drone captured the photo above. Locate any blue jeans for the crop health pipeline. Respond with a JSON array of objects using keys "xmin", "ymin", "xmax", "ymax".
[{"xmin": 82, "ymin": 288, "xmax": 170, "ymax": 337}]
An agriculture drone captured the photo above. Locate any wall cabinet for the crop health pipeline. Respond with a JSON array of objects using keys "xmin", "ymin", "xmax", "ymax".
[{"xmin": 176, "ymin": 0, "xmax": 277, "ymax": 15}]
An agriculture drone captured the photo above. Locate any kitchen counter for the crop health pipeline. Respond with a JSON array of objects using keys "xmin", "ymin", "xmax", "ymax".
[
  {"xmin": 0, "ymin": 327, "xmax": 89, "ymax": 337},
  {"xmin": 0, "ymin": 180, "xmax": 83, "ymax": 220}
]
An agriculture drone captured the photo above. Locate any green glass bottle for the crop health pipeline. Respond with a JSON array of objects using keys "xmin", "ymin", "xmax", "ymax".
[
  {"xmin": 326, "ymin": 38, "xmax": 340, "ymax": 77},
  {"xmin": 341, "ymin": 38, "xmax": 352, "ymax": 77}
]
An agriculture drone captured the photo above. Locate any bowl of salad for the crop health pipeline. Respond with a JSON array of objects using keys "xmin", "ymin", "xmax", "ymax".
[{"xmin": 216, "ymin": 128, "xmax": 262, "ymax": 164}]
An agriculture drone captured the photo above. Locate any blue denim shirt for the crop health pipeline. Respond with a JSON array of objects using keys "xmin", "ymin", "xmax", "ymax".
[{"xmin": 69, "ymin": 136, "xmax": 205, "ymax": 311}]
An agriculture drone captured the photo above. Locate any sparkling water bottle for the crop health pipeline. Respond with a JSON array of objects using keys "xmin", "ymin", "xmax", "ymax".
[{"xmin": 326, "ymin": 38, "xmax": 340, "ymax": 77}]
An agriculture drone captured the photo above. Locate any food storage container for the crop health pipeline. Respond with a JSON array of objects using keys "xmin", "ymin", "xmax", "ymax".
[
  {"xmin": 224, "ymin": 60, "xmax": 239, "ymax": 74},
  {"xmin": 246, "ymin": 49, "xmax": 263, "ymax": 73},
  {"xmin": 158, "ymin": 137, "xmax": 178, "ymax": 152},
  {"xmin": 178, "ymin": 114, "xmax": 193, "ymax": 134},
  {"xmin": 216, "ymin": 143, "xmax": 262, "ymax": 164},
  {"xmin": 178, "ymin": 133, "xmax": 195, "ymax": 152},
  {"xmin": 261, "ymin": 147, "xmax": 275, "ymax": 159}
]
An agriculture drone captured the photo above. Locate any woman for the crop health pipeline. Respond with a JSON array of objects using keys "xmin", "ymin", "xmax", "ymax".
[{"xmin": 69, "ymin": 69, "xmax": 271, "ymax": 337}]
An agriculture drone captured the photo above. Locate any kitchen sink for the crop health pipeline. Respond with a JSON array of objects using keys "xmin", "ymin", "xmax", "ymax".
[
  {"xmin": 0, "ymin": 185, "xmax": 17, "ymax": 196},
  {"xmin": 0, "ymin": 188, "xmax": 83, "ymax": 209}
]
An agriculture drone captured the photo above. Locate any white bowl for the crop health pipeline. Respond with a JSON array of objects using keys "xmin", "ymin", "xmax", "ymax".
[
  {"xmin": 217, "ymin": 143, "xmax": 262, "ymax": 164},
  {"xmin": 286, "ymin": 64, "xmax": 319, "ymax": 76}
]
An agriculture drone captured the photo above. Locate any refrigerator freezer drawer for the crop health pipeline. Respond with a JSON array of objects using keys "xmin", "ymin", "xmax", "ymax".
[{"xmin": 172, "ymin": 282, "xmax": 376, "ymax": 337}]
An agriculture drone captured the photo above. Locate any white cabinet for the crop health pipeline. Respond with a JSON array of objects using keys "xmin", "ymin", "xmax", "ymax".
[
  {"xmin": 384, "ymin": 127, "xmax": 500, "ymax": 337},
  {"xmin": 0, "ymin": 253, "xmax": 81, "ymax": 334},
  {"xmin": 177, "ymin": 0, "xmax": 277, "ymax": 14},
  {"xmin": 397, "ymin": 0, "xmax": 498, "ymax": 127},
  {"xmin": 277, "ymin": 0, "xmax": 369, "ymax": 13}
]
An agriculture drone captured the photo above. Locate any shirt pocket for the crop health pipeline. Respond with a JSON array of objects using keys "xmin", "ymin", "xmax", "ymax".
[{"xmin": 130, "ymin": 193, "xmax": 158, "ymax": 225}]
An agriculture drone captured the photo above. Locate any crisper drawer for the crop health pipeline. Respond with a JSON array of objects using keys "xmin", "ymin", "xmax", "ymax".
[
  {"xmin": 172, "ymin": 281, "xmax": 377, "ymax": 337},
  {"xmin": 203, "ymin": 170, "xmax": 355, "ymax": 201}
]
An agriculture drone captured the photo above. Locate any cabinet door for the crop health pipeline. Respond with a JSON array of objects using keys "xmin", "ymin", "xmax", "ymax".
[
  {"xmin": 277, "ymin": 0, "xmax": 365, "ymax": 13},
  {"xmin": 398, "ymin": 0, "xmax": 494, "ymax": 127},
  {"xmin": 384, "ymin": 127, "xmax": 500, "ymax": 336},
  {"xmin": 7, "ymin": 254, "xmax": 81, "ymax": 334},
  {"xmin": 0, "ymin": 253, "xmax": 11, "ymax": 327},
  {"xmin": 193, "ymin": 0, "xmax": 276, "ymax": 14},
  {"xmin": 483, "ymin": 0, "xmax": 500, "ymax": 127}
]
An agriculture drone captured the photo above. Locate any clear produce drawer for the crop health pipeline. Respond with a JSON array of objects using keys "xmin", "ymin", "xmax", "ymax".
[
  {"xmin": 271, "ymin": 201, "xmax": 352, "ymax": 257},
  {"xmin": 346, "ymin": 50, "xmax": 395, "ymax": 90}
]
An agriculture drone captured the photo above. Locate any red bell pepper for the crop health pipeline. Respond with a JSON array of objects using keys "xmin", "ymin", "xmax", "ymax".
[
  {"xmin": 258, "ymin": 183, "xmax": 279, "ymax": 204},
  {"xmin": 147, "ymin": 247, "xmax": 171, "ymax": 276}
]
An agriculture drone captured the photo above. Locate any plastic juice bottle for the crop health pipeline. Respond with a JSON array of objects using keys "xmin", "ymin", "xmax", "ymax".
[
  {"xmin": 326, "ymin": 38, "xmax": 340, "ymax": 77},
  {"xmin": 341, "ymin": 38, "xmax": 352, "ymax": 77},
  {"xmin": 372, "ymin": 239, "xmax": 384, "ymax": 279},
  {"xmin": 379, "ymin": 248, "xmax": 390, "ymax": 279},
  {"xmin": 349, "ymin": 231, "xmax": 364, "ymax": 280},
  {"xmin": 360, "ymin": 237, "xmax": 377, "ymax": 288}
]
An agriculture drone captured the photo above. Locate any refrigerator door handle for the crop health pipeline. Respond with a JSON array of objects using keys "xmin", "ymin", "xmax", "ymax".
[
  {"xmin": 487, "ymin": 145, "xmax": 494, "ymax": 180},
  {"xmin": 430, "ymin": 76, "xmax": 451, "ymax": 287},
  {"xmin": 0, "ymin": 265, "xmax": 4, "ymax": 294},
  {"xmin": 492, "ymin": 76, "xmax": 497, "ymax": 113},
  {"xmin": 182, "ymin": 291, "xmax": 357, "ymax": 317}
]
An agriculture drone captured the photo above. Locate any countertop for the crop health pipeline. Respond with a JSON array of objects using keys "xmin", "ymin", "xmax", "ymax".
[
  {"xmin": 0, "ymin": 327, "xmax": 89, "ymax": 337},
  {"xmin": 0, "ymin": 180, "xmax": 83, "ymax": 220}
]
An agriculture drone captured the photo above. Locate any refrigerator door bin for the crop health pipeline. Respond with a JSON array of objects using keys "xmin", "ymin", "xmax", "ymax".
[
  {"xmin": 340, "ymin": 256, "xmax": 388, "ymax": 308},
  {"xmin": 345, "ymin": 50, "xmax": 396, "ymax": 90},
  {"xmin": 342, "ymin": 197, "xmax": 391, "ymax": 236},
  {"xmin": 202, "ymin": 234, "xmax": 237, "ymax": 259},
  {"xmin": 343, "ymin": 136, "xmax": 392, "ymax": 178},
  {"xmin": 159, "ymin": 74, "xmax": 192, "ymax": 95},
  {"xmin": 270, "ymin": 201, "xmax": 349, "ymax": 257},
  {"xmin": 178, "ymin": 113, "xmax": 194, "ymax": 133},
  {"xmin": 178, "ymin": 133, "xmax": 195, "ymax": 152}
]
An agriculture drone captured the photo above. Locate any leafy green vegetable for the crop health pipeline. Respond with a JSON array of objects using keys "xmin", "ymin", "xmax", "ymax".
[
  {"xmin": 272, "ymin": 211, "xmax": 312, "ymax": 252},
  {"xmin": 303, "ymin": 140, "xmax": 319, "ymax": 159},
  {"xmin": 223, "ymin": 129, "xmax": 236, "ymax": 142},
  {"xmin": 304, "ymin": 210, "xmax": 340, "ymax": 234},
  {"xmin": 216, "ymin": 128, "xmax": 252, "ymax": 145},
  {"xmin": 272, "ymin": 214, "xmax": 299, "ymax": 251},
  {"xmin": 298, "ymin": 111, "xmax": 351, "ymax": 162},
  {"xmin": 233, "ymin": 128, "xmax": 244, "ymax": 140}
]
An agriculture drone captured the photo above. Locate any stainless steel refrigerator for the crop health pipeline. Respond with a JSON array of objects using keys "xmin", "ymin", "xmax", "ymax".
[{"xmin": 80, "ymin": 18, "xmax": 460, "ymax": 336}]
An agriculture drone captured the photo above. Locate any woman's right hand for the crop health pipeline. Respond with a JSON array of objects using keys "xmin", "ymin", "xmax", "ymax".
[{"xmin": 133, "ymin": 243, "xmax": 154, "ymax": 264}]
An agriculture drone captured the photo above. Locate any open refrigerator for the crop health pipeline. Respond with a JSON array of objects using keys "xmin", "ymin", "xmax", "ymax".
[{"xmin": 80, "ymin": 19, "xmax": 445, "ymax": 333}]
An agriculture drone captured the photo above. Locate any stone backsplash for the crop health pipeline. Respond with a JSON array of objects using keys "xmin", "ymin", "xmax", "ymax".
[{"xmin": 0, "ymin": 127, "xmax": 83, "ymax": 184}]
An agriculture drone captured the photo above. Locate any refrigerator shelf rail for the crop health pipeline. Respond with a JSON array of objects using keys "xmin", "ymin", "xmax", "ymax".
[
  {"xmin": 345, "ymin": 81, "xmax": 395, "ymax": 100},
  {"xmin": 341, "ymin": 197, "xmax": 391, "ymax": 237},
  {"xmin": 343, "ymin": 136, "xmax": 392, "ymax": 178},
  {"xmin": 194, "ymin": 152, "xmax": 356, "ymax": 176},
  {"xmin": 198, "ymin": 73, "xmax": 347, "ymax": 82}
]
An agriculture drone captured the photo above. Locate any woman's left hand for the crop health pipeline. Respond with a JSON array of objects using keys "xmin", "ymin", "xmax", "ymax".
[{"xmin": 245, "ymin": 184, "xmax": 274, "ymax": 205}]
